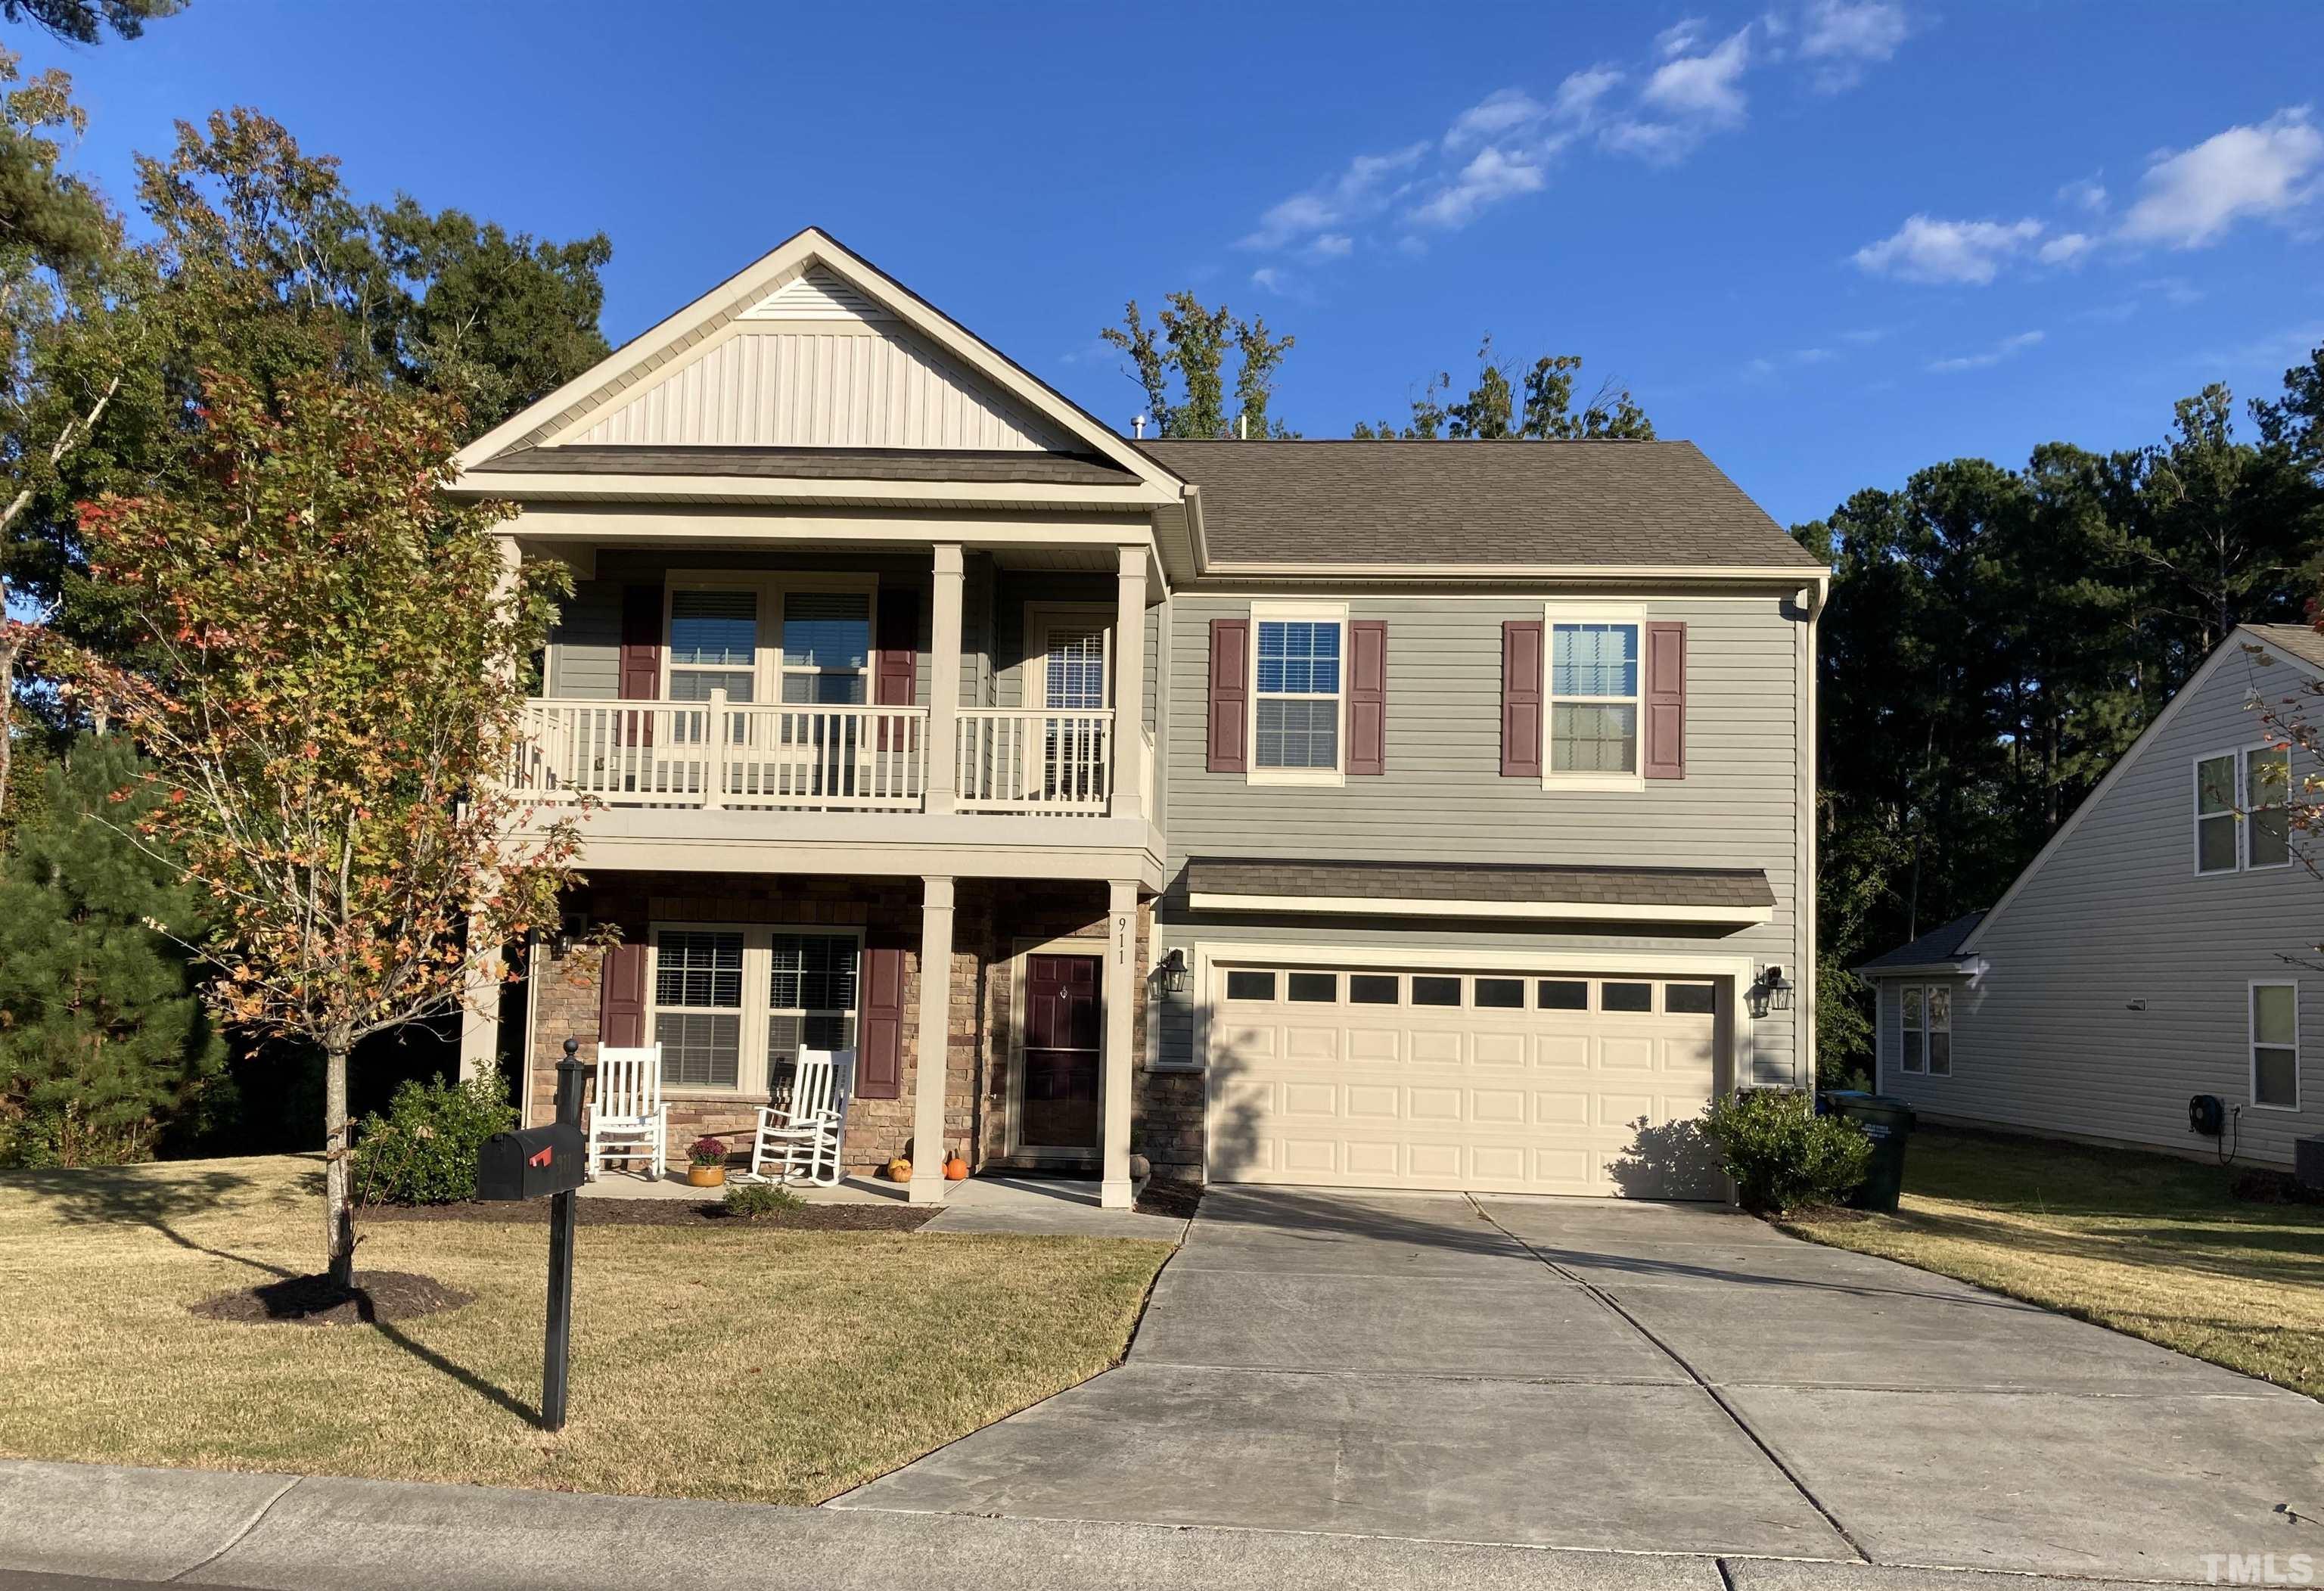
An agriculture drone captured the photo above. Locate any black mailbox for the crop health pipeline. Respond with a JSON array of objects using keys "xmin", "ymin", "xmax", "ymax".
[{"xmin": 476, "ymin": 1123, "xmax": 588, "ymax": 1202}]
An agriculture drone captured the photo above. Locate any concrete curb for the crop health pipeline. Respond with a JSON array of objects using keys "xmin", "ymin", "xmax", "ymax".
[{"xmin": 0, "ymin": 1459, "xmax": 2208, "ymax": 1591}]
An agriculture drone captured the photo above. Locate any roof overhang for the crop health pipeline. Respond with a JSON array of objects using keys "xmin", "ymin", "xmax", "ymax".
[{"xmin": 1188, "ymin": 890, "xmax": 1774, "ymax": 926}]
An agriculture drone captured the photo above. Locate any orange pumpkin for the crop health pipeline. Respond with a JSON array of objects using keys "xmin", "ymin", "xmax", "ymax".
[
  {"xmin": 943, "ymin": 1151, "xmax": 969, "ymax": 1181},
  {"xmin": 885, "ymin": 1156, "xmax": 912, "ymax": 1182}
]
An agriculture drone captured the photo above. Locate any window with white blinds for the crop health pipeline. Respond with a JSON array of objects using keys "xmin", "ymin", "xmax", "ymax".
[
  {"xmin": 781, "ymin": 591, "xmax": 871, "ymax": 704},
  {"xmin": 769, "ymin": 933, "xmax": 860, "ymax": 1064},
  {"xmin": 1042, "ymin": 627, "xmax": 1108, "ymax": 710},
  {"xmin": 653, "ymin": 930, "xmax": 745, "ymax": 1088},
  {"xmin": 668, "ymin": 590, "xmax": 758, "ymax": 703},
  {"xmin": 649, "ymin": 924, "xmax": 865, "ymax": 1095}
]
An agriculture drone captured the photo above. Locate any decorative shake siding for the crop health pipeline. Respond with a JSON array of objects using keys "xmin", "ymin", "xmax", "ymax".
[
  {"xmin": 1151, "ymin": 589, "xmax": 1810, "ymax": 1090},
  {"xmin": 1881, "ymin": 641, "xmax": 2324, "ymax": 1167}
]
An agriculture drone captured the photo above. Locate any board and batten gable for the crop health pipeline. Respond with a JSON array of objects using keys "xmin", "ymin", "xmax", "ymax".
[
  {"xmin": 1150, "ymin": 586, "xmax": 1813, "ymax": 1090},
  {"xmin": 1881, "ymin": 632, "xmax": 2324, "ymax": 1167}
]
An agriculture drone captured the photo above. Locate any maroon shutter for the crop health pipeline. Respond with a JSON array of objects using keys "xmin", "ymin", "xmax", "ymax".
[
  {"xmin": 1643, "ymin": 620, "xmax": 1687, "ymax": 780},
  {"xmin": 856, "ymin": 946, "xmax": 906, "ymax": 1098},
  {"xmin": 1501, "ymin": 620, "xmax": 1543, "ymax": 777},
  {"xmin": 875, "ymin": 588, "xmax": 918, "ymax": 707},
  {"xmin": 618, "ymin": 585, "xmax": 663, "ymax": 699},
  {"xmin": 1207, "ymin": 618, "xmax": 1249, "ymax": 772},
  {"xmin": 1347, "ymin": 620, "xmax": 1386, "ymax": 775},
  {"xmin": 598, "ymin": 942, "xmax": 648, "ymax": 1048}
]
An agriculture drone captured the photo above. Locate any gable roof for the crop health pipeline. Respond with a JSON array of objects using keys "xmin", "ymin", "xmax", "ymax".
[
  {"xmin": 1141, "ymin": 438, "xmax": 1823, "ymax": 573},
  {"xmin": 1855, "ymin": 911, "xmax": 1986, "ymax": 974},
  {"xmin": 1957, "ymin": 623, "xmax": 2324, "ymax": 956},
  {"xmin": 451, "ymin": 227, "xmax": 1182, "ymax": 505}
]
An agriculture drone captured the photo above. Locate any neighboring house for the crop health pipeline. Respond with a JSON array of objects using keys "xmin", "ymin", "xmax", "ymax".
[
  {"xmin": 451, "ymin": 228, "xmax": 1827, "ymax": 1206},
  {"xmin": 1857, "ymin": 624, "xmax": 2324, "ymax": 1168}
]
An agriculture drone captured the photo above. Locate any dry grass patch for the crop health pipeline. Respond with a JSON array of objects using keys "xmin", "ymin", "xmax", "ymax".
[
  {"xmin": 1782, "ymin": 1126, "xmax": 2324, "ymax": 1399},
  {"xmin": 0, "ymin": 1156, "xmax": 1170, "ymax": 1503}
]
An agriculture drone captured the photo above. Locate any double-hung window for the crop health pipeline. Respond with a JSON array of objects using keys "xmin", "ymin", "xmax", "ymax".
[
  {"xmin": 652, "ymin": 924, "xmax": 865, "ymax": 1095},
  {"xmin": 667, "ymin": 590, "xmax": 758, "ymax": 703},
  {"xmin": 2195, "ymin": 746, "xmax": 2295, "ymax": 874},
  {"xmin": 1547, "ymin": 616, "xmax": 1641, "ymax": 779},
  {"xmin": 780, "ymin": 590, "xmax": 872, "ymax": 704},
  {"xmin": 2251, "ymin": 981, "xmax": 2299, "ymax": 1110},
  {"xmin": 1251, "ymin": 605, "xmax": 1344, "ymax": 778},
  {"xmin": 1899, "ymin": 984, "xmax": 1951, "ymax": 1077}
]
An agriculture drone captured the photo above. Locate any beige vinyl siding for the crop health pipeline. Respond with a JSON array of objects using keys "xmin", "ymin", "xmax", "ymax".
[
  {"xmin": 1887, "ymin": 645, "xmax": 2324, "ymax": 1167},
  {"xmin": 570, "ymin": 325, "xmax": 1073, "ymax": 452},
  {"xmin": 1152, "ymin": 592, "xmax": 1808, "ymax": 1089}
]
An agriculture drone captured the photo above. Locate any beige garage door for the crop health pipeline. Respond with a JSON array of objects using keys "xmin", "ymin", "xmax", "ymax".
[{"xmin": 1206, "ymin": 966, "xmax": 1724, "ymax": 1198}]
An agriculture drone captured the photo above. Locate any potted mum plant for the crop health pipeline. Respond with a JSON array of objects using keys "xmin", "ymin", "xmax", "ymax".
[{"xmin": 688, "ymin": 1136, "xmax": 730, "ymax": 1189}]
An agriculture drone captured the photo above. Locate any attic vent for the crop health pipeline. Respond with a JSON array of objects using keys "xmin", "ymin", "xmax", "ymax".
[{"xmin": 738, "ymin": 266, "xmax": 893, "ymax": 323}]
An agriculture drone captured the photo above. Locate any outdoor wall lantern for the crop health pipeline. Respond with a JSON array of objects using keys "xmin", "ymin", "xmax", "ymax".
[
  {"xmin": 1156, "ymin": 947, "xmax": 1192, "ymax": 996},
  {"xmin": 1748, "ymin": 965, "xmax": 1794, "ymax": 1018}
]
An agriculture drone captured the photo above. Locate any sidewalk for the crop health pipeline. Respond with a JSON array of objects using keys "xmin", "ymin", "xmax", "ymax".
[{"xmin": 0, "ymin": 1459, "xmax": 2213, "ymax": 1591}]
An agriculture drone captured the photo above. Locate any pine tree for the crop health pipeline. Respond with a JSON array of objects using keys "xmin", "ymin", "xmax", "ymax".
[{"xmin": 0, "ymin": 732, "xmax": 227, "ymax": 1165}]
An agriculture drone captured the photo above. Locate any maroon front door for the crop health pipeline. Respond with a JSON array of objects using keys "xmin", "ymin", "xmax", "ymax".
[{"xmin": 1021, "ymin": 953, "xmax": 1101, "ymax": 1151}]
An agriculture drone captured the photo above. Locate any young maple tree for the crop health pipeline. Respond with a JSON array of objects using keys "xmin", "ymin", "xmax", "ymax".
[{"xmin": 75, "ymin": 368, "xmax": 582, "ymax": 1287}]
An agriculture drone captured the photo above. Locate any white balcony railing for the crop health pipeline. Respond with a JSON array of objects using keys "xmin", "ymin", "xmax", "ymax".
[
  {"xmin": 510, "ymin": 697, "xmax": 927, "ymax": 812},
  {"xmin": 955, "ymin": 707, "xmax": 1114, "ymax": 814}
]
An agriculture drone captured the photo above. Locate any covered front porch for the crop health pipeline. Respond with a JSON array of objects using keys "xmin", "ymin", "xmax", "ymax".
[{"xmin": 485, "ymin": 870, "xmax": 1179, "ymax": 1210}]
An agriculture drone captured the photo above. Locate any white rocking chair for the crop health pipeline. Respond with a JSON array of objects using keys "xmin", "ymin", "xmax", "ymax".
[
  {"xmin": 746, "ymin": 1048, "xmax": 854, "ymax": 1187},
  {"xmin": 586, "ymin": 1044, "xmax": 670, "ymax": 1181}
]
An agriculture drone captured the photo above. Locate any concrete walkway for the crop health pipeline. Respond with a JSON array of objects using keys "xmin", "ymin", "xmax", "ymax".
[{"xmin": 838, "ymin": 1187, "xmax": 2324, "ymax": 1583}]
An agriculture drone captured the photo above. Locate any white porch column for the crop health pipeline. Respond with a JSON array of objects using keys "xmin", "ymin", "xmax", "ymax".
[
  {"xmin": 456, "ymin": 915, "xmax": 502, "ymax": 1083},
  {"xmin": 925, "ymin": 543, "xmax": 965, "ymax": 815},
  {"xmin": 1099, "ymin": 878, "xmax": 1139, "ymax": 1209},
  {"xmin": 907, "ymin": 875, "xmax": 957, "ymax": 1205},
  {"xmin": 1109, "ymin": 545, "xmax": 1148, "ymax": 819}
]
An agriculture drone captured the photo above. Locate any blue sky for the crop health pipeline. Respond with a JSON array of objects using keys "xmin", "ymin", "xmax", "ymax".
[{"xmin": 35, "ymin": 0, "xmax": 2324, "ymax": 527}]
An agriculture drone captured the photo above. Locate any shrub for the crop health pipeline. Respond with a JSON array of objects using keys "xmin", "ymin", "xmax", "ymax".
[
  {"xmin": 722, "ymin": 1182, "xmax": 805, "ymax": 1220},
  {"xmin": 1698, "ymin": 1089, "xmax": 1873, "ymax": 1214},
  {"xmin": 353, "ymin": 1067, "xmax": 516, "ymax": 1205},
  {"xmin": 689, "ymin": 1135, "xmax": 729, "ymax": 1167}
]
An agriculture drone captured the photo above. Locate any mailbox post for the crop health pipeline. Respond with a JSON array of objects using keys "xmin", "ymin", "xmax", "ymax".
[{"xmin": 474, "ymin": 1036, "xmax": 592, "ymax": 1431}]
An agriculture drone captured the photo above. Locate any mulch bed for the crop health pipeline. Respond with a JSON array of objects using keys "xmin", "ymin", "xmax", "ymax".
[
  {"xmin": 1136, "ymin": 1178, "xmax": 1204, "ymax": 1220},
  {"xmin": 2232, "ymin": 1169, "xmax": 2324, "ymax": 1207},
  {"xmin": 359, "ymin": 1198, "xmax": 938, "ymax": 1232},
  {"xmin": 189, "ymin": 1270, "xmax": 475, "ymax": 1326}
]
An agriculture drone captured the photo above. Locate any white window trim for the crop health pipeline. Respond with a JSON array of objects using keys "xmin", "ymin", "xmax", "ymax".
[
  {"xmin": 1543, "ymin": 601, "xmax": 1647, "ymax": 792},
  {"xmin": 2249, "ymin": 978, "xmax": 2301, "ymax": 1112},
  {"xmin": 1246, "ymin": 600, "xmax": 1347, "ymax": 787},
  {"xmin": 661, "ymin": 569, "xmax": 881, "ymax": 706},
  {"xmin": 1898, "ymin": 982, "xmax": 1954, "ymax": 1077},
  {"xmin": 646, "ymin": 921, "xmax": 865, "ymax": 1099},
  {"xmin": 2192, "ymin": 743, "xmax": 2298, "ymax": 877}
]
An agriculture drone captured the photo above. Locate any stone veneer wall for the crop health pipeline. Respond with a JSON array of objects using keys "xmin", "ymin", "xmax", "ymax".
[{"xmin": 526, "ymin": 874, "xmax": 1206, "ymax": 1181}]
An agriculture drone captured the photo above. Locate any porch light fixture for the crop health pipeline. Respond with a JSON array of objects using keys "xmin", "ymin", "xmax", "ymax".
[
  {"xmin": 1748, "ymin": 965, "xmax": 1794, "ymax": 1018},
  {"xmin": 1156, "ymin": 948, "xmax": 1192, "ymax": 996}
]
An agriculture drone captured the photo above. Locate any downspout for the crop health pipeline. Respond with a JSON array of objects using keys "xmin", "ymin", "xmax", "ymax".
[{"xmin": 1800, "ymin": 576, "xmax": 1828, "ymax": 1091}]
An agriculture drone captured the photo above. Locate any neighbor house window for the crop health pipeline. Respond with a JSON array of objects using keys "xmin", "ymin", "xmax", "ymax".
[
  {"xmin": 1251, "ymin": 608, "xmax": 1344, "ymax": 774},
  {"xmin": 653, "ymin": 930, "xmax": 745, "ymax": 1089},
  {"xmin": 2196, "ymin": 746, "xmax": 2297, "ymax": 875},
  {"xmin": 767, "ymin": 933, "xmax": 859, "ymax": 1067},
  {"xmin": 1549, "ymin": 621, "xmax": 1640, "ymax": 775},
  {"xmin": 2251, "ymin": 981, "xmax": 2299, "ymax": 1110},
  {"xmin": 1900, "ymin": 983, "xmax": 1952, "ymax": 1077},
  {"xmin": 667, "ymin": 589, "xmax": 758, "ymax": 702}
]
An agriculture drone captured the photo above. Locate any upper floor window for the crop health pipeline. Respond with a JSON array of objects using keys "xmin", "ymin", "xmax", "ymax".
[
  {"xmin": 1252, "ymin": 608, "xmax": 1344, "ymax": 776},
  {"xmin": 781, "ymin": 590, "xmax": 872, "ymax": 704},
  {"xmin": 1549, "ymin": 620, "xmax": 1639, "ymax": 776},
  {"xmin": 2195, "ymin": 745, "xmax": 2293, "ymax": 875},
  {"xmin": 668, "ymin": 589, "xmax": 757, "ymax": 703}
]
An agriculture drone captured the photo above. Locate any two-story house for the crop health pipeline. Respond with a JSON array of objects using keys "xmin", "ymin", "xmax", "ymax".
[
  {"xmin": 450, "ymin": 228, "xmax": 1827, "ymax": 1208},
  {"xmin": 1858, "ymin": 623, "xmax": 2324, "ymax": 1170}
]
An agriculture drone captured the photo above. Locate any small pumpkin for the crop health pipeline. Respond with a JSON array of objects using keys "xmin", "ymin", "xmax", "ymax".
[
  {"xmin": 943, "ymin": 1151, "xmax": 969, "ymax": 1181},
  {"xmin": 885, "ymin": 1155, "xmax": 912, "ymax": 1182}
]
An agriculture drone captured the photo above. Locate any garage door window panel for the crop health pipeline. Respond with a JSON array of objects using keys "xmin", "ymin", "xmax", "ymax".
[
  {"xmin": 1537, "ymin": 979, "xmax": 1589, "ymax": 1011},
  {"xmin": 1288, "ymin": 971, "xmax": 1338, "ymax": 1002},
  {"xmin": 1226, "ymin": 970, "xmax": 1277, "ymax": 1001},
  {"xmin": 1349, "ymin": 974, "xmax": 1400, "ymax": 1005},
  {"xmin": 1474, "ymin": 977, "xmax": 1525, "ymax": 1009},
  {"xmin": 1412, "ymin": 976, "xmax": 1462, "ymax": 1008},
  {"xmin": 1602, "ymin": 981, "xmax": 1653, "ymax": 1013}
]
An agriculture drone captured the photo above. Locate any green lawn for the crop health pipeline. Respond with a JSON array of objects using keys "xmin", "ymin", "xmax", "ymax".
[
  {"xmin": 1784, "ymin": 1125, "xmax": 2324, "ymax": 1399},
  {"xmin": 0, "ymin": 1155, "xmax": 1171, "ymax": 1503}
]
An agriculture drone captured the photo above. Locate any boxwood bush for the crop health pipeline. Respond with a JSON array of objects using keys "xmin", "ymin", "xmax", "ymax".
[
  {"xmin": 353, "ymin": 1067, "xmax": 517, "ymax": 1205},
  {"xmin": 1698, "ymin": 1089, "xmax": 1872, "ymax": 1213}
]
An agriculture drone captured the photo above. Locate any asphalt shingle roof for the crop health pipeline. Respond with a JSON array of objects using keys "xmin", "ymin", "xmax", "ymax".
[
  {"xmin": 1139, "ymin": 438, "xmax": 1822, "ymax": 570},
  {"xmin": 1856, "ymin": 911, "xmax": 1987, "ymax": 974},
  {"xmin": 2242, "ymin": 623, "xmax": 2324, "ymax": 673},
  {"xmin": 1185, "ymin": 857, "xmax": 1777, "ymax": 909}
]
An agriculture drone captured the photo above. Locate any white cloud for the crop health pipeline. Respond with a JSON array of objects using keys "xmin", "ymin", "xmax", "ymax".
[
  {"xmin": 1307, "ymin": 233, "xmax": 1353, "ymax": 259},
  {"xmin": 1446, "ymin": 88, "xmax": 1547, "ymax": 149},
  {"xmin": 1600, "ymin": 119, "xmax": 1699, "ymax": 165},
  {"xmin": 1238, "ymin": 141, "xmax": 1430, "ymax": 249},
  {"xmin": 1798, "ymin": 0, "xmax": 1908, "ymax": 88},
  {"xmin": 1552, "ymin": 65, "xmax": 1624, "ymax": 124},
  {"xmin": 2037, "ymin": 232, "xmax": 2096, "ymax": 266},
  {"xmin": 1851, "ymin": 214, "xmax": 2043, "ymax": 284},
  {"xmin": 1928, "ymin": 330, "xmax": 2044, "ymax": 373},
  {"xmin": 2057, "ymin": 174, "xmax": 2108, "ymax": 214},
  {"xmin": 1409, "ymin": 145, "xmax": 1549, "ymax": 228},
  {"xmin": 1250, "ymin": 266, "xmax": 1286, "ymax": 293},
  {"xmin": 2120, "ymin": 107, "xmax": 2322, "ymax": 247},
  {"xmin": 1641, "ymin": 26, "xmax": 1751, "ymax": 123},
  {"xmin": 1655, "ymin": 17, "xmax": 1707, "ymax": 57}
]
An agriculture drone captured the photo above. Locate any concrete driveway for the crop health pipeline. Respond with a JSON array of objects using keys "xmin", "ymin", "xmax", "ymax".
[{"xmin": 839, "ymin": 1187, "xmax": 2324, "ymax": 1583}]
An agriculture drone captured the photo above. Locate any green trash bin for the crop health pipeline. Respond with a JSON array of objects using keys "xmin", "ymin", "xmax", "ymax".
[{"xmin": 1826, "ymin": 1092, "xmax": 1917, "ymax": 1212}]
